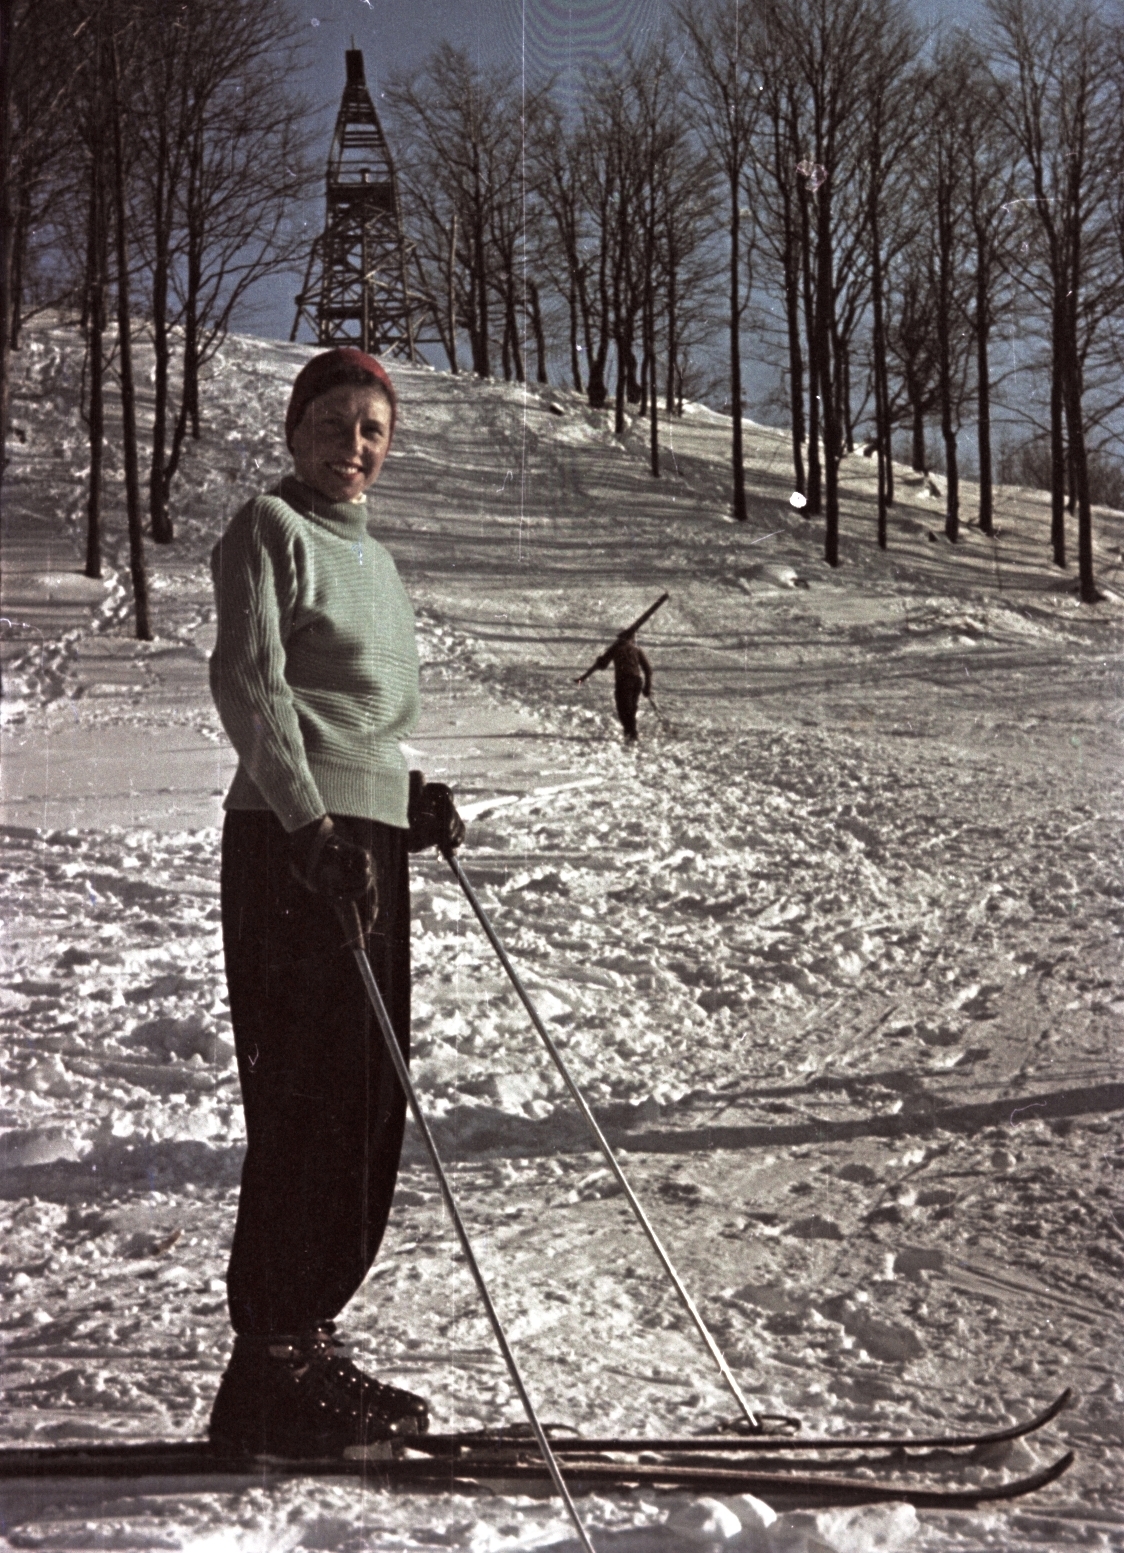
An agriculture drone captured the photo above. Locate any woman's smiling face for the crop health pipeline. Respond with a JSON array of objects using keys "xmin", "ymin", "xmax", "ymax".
[{"xmin": 289, "ymin": 382, "xmax": 393, "ymax": 503}]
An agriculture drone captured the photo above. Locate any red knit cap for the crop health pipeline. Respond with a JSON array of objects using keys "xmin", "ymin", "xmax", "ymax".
[{"xmin": 284, "ymin": 348, "xmax": 398, "ymax": 450}]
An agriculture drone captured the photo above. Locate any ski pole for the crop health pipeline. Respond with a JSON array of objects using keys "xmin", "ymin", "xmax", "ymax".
[
  {"xmin": 646, "ymin": 692, "xmax": 673, "ymax": 732},
  {"xmin": 335, "ymin": 903, "xmax": 596, "ymax": 1553},
  {"xmin": 440, "ymin": 851, "xmax": 763, "ymax": 1433}
]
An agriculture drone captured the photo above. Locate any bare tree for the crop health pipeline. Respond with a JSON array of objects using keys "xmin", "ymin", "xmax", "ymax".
[
  {"xmin": 608, "ymin": 41, "xmax": 686, "ymax": 475},
  {"xmin": 634, "ymin": 46, "xmax": 674, "ymax": 474},
  {"xmin": 389, "ymin": 48, "xmax": 520, "ymax": 378},
  {"xmin": 957, "ymin": 42, "xmax": 1020, "ymax": 536},
  {"xmin": 989, "ymin": 0, "xmax": 1117, "ymax": 599},
  {"xmin": 74, "ymin": 2, "xmax": 111, "ymax": 579},
  {"xmin": 0, "ymin": 0, "xmax": 74, "ymax": 483},
  {"xmin": 677, "ymin": 0, "xmax": 763, "ymax": 523},
  {"xmin": 484, "ymin": 86, "xmax": 552, "ymax": 383},
  {"xmin": 569, "ymin": 82, "xmax": 625, "ymax": 410},
  {"xmin": 751, "ymin": 28, "xmax": 812, "ymax": 499},
  {"xmin": 767, "ymin": 0, "xmax": 871, "ymax": 564},
  {"xmin": 661, "ymin": 117, "xmax": 717, "ymax": 420},
  {"xmin": 530, "ymin": 102, "xmax": 589, "ymax": 393},
  {"xmin": 107, "ymin": 1, "xmax": 151, "ymax": 641},
  {"xmin": 130, "ymin": 0, "xmax": 191, "ymax": 544},
  {"xmin": 854, "ymin": 5, "xmax": 919, "ymax": 546},
  {"xmin": 925, "ymin": 44, "xmax": 974, "ymax": 542},
  {"xmin": 600, "ymin": 72, "xmax": 644, "ymax": 439},
  {"xmin": 885, "ymin": 240, "xmax": 941, "ymax": 474},
  {"xmin": 162, "ymin": 11, "xmax": 313, "ymax": 536}
]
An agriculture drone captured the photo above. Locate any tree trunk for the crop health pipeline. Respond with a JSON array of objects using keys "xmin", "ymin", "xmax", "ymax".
[
  {"xmin": 567, "ymin": 275, "xmax": 582, "ymax": 392},
  {"xmin": 647, "ymin": 293, "xmax": 659, "ymax": 478},
  {"xmin": 1049, "ymin": 305, "xmax": 1066, "ymax": 567},
  {"xmin": 182, "ymin": 220, "xmax": 202, "ymax": 441},
  {"xmin": 942, "ymin": 417, "xmax": 959, "ymax": 541},
  {"xmin": 975, "ymin": 252, "xmax": 993, "ymax": 535},
  {"xmin": 612, "ymin": 210, "xmax": 628, "ymax": 438},
  {"xmin": 936, "ymin": 304, "xmax": 959, "ymax": 542},
  {"xmin": 528, "ymin": 278, "xmax": 548, "ymax": 384},
  {"xmin": 784, "ymin": 216, "xmax": 806, "ymax": 496},
  {"xmin": 84, "ymin": 137, "xmax": 107, "ymax": 580},
  {"xmin": 466, "ymin": 256, "xmax": 481, "ymax": 374},
  {"xmin": 799, "ymin": 178, "xmax": 820, "ymax": 516},
  {"xmin": 870, "ymin": 182, "xmax": 889, "ymax": 548},
  {"xmin": 910, "ymin": 391, "xmax": 926, "ymax": 472},
  {"xmin": 815, "ymin": 178, "xmax": 839, "ymax": 565},
  {"xmin": 841, "ymin": 336, "xmax": 854, "ymax": 453},
  {"xmin": 474, "ymin": 216, "xmax": 489, "ymax": 376},
  {"xmin": 110, "ymin": 24, "xmax": 152, "ymax": 643},
  {"xmin": 173, "ymin": 115, "xmax": 204, "ymax": 442},
  {"xmin": 614, "ymin": 333, "xmax": 626, "ymax": 438},
  {"xmin": 0, "ymin": 0, "xmax": 15, "ymax": 486},
  {"xmin": 1060, "ymin": 319, "xmax": 1096, "ymax": 601},
  {"xmin": 148, "ymin": 112, "xmax": 174, "ymax": 544},
  {"xmin": 469, "ymin": 154, "xmax": 489, "ymax": 376},
  {"xmin": 587, "ymin": 244, "xmax": 610, "ymax": 409},
  {"xmin": 587, "ymin": 350, "xmax": 608, "ymax": 408},
  {"xmin": 8, "ymin": 181, "xmax": 30, "ymax": 349},
  {"xmin": 729, "ymin": 177, "xmax": 747, "ymax": 522},
  {"xmin": 626, "ymin": 337, "xmax": 642, "ymax": 405},
  {"xmin": 447, "ymin": 215, "xmax": 458, "ymax": 374},
  {"xmin": 665, "ymin": 236, "xmax": 678, "ymax": 418},
  {"xmin": 504, "ymin": 277, "xmax": 523, "ymax": 382}
]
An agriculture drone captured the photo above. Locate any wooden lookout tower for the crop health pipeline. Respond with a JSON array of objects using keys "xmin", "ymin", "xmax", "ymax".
[{"xmin": 291, "ymin": 48, "xmax": 425, "ymax": 359}]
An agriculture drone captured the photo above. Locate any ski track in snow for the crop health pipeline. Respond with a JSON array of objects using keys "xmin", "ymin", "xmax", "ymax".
[{"xmin": 0, "ymin": 325, "xmax": 1122, "ymax": 1551}]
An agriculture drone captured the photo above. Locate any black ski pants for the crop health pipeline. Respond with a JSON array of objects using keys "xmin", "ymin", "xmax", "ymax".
[
  {"xmin": 220, "ymin": 809, "xmax": 410, "ymax": 1337},
  {"xmin": 614, "ymin": 670, "xmax": 643, "ymax": 740}
]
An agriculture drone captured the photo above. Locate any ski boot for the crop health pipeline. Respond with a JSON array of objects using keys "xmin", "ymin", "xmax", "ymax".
[
  {"xmin": 309, "ymin": 1322, "xmax": 429, "ymax": 1438},
  {"xmin": 209, "ymin": 1329, "xmax": 429, "ymax": 1459}
]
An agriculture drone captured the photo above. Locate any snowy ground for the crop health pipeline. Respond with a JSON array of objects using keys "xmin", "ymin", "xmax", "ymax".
[{"xmin": 1, "ymin": 322, "xmax": 1122, "ymax": 1552}]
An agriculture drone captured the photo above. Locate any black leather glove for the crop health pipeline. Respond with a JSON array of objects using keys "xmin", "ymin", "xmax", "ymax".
[
  {"xmin": 289, "ymin": 816, "xmax": 376, "ymax": 913},
  {"xmin": 407, "ymin": 771, "xmax": 466, "ymax": 855}
]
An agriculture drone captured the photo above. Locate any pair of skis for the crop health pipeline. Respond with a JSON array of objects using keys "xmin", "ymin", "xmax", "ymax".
[{"xmin": 0, "ymin": 1391, "xmax": 1074, "ymax": 1506}]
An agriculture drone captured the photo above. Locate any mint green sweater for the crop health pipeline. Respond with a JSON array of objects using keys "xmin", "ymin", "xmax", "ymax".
[{"xmin": 209, "ymin": 476, "xmax": 419, "ymax": 832}]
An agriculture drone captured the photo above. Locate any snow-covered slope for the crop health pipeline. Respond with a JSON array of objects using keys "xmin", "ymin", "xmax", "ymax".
[{"xmin": 0, "ymin": 322, "xmax": 1121, "ymax": 1551}]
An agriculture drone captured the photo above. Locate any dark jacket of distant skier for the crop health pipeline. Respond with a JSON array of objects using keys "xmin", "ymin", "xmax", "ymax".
[
  {"xmin": 609, "ymin": 639, "xmax": 652, "ymax": 741},
  {"xmin": 204, "ymin": 346, "xmax": 462, "ymax": 1461}
]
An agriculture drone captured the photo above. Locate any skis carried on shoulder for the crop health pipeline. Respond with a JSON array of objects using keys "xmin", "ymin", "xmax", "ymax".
[
  {"xmin": 0, "ymin": 1391, "xmax": 1074, "ymax": 1507},
  {"xmin": 574, "ymin": 592, "xmax": 669, "ymax": 684}
]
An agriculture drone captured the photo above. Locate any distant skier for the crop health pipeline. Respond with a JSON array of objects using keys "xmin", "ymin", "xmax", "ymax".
[
  {"xmin": 575, "ymin": 592, "xmax": 667, "ymax": 743},
  {"xmin": 606, "ymin": 638, "xmax": 653, "ymax": 742}
]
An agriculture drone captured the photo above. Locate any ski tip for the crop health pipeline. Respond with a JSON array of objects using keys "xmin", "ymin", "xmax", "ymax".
[
  {"xmin": 990, "ymin": 1450, "xmax": 1075, "ymax": 1498},
  {"xmin": 1034, "ymin": 1389, "xmax": 1073, "ymax": 1428},
  {"xmin": 1034, "ymin": 1450, "xmax": 1076, "ymax": 1489},
  {"xmin": 984, "ymin": 1387, "xmax": 1074, "ymax": 1443}
]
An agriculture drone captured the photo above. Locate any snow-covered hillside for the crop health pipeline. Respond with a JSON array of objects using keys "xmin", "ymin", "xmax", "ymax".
[{"xmin": 0, "ymin": 322, "xmax": 1122, "ymax": 1551}]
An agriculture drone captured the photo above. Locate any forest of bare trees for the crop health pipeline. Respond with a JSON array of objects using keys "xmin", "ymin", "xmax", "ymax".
[
  {"xmin": 1, "ymin": 0, "xmax": 314, "ymax": 636},
  {"xmin": 389, "ymin": 0, "xmax": 1122, "ymax": 601},
  {"xmin": 2, "ymin": 0, "xmax": 1121, "ymax": 636}
]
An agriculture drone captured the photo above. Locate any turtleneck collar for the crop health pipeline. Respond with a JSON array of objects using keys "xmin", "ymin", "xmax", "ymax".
[{"xmin": 277, "ymin": 475, "xmax": 370, "ymax": 539}]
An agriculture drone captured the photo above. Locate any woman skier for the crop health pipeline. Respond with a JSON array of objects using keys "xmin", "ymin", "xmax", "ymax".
[{"xmin": 207, "ymin": 347, "xmax": 464, "ymax": 1458}]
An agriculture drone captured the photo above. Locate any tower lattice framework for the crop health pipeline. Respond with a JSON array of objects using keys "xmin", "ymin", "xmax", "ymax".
[{"xmin": 292, "ymin": 49, "xmax": 427, "ymax": 359}]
